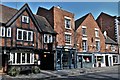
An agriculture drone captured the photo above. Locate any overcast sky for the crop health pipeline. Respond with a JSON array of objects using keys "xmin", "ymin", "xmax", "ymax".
[{"xmin": 2, "ymin": 2, "xmax": 119, "ymax": 20}]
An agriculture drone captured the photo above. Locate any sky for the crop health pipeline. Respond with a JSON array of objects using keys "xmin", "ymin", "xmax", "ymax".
[{"xmin": 2, "ymin": 2, "xmax": 119, "ymax": 20}]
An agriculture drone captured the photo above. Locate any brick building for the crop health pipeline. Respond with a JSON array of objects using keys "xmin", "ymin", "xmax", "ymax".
[
  {"xmin": 75, "ymin": 13, "xmax": 106, "ymax": 68},
  {"xmin": 0, "ymin": 4, "xmax": 56, "ymax": 75},
  {"xmin": 37, "ymin": 6, "xmax": 77, "ymax": 69},
  {"xmin": 96, "ymin": 12, "xmax": 120, "ymax": 66}
]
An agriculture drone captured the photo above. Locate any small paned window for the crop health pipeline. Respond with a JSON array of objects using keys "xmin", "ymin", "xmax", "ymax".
[
  {"xmin": 7, "ymin": 27, "xmax": 11, "ymax": 37},
  {"xmin": 65, "ymin": 18, "xmax": 71, "ymax": 29},
  {"xmin": 22, "ymin": 16, "xmax": 29, "ymax": 23},
  {"xmin": 0, "ymin": 27, "xmax": 5, "ymax": 37}
]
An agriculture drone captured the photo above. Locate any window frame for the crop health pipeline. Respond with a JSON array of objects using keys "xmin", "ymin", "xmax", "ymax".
[
  {"xmin": 82, "ymin": 26, "xmax": 87, "ymax": 36},
  {"xmin": 7, "ymin": 27, "xmax": 11, "ymax": 37},
  {"xmin": 64, "ymin": 16, "xmax": 71, "ymax": 29},
  {"xmin": 82, "ymin": 40, "xmax": 87, "ymax": 52},
  {"xmin": 9, "ymin": 52, "xmax": 34, "ymax": 65},
  {"xmin": 22, "ymin": 16, "xmax": 29, "ymax": 23},
  {"xmin": 44, "ymin": 34, "xmax": 53, "ymax": 43},
  {"xmin": 17, "ymin": 29, "xmax": 33, "ymax": 41},
  {"xmin": 0, "ymin": 27, "xmax": 5, "ymax": 37},
  {"xmin": 96, "ymin": 41, "xmax": 100, "ymax": 51},
  {"xmin": 65, "ymin": 32, "xmax": 72, "ymax": 45},
  {"xmin": 95, "ymin": 28, "xmax": 99, "ymax": 37}
]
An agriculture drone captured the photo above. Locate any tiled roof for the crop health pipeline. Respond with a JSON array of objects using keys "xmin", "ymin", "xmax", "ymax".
[
  {"xmin": 0, "ymin": 4, "xmax": 18, "ymax": 23},
  {"xmin": 34, "ymin": 15, "xmax": 56, "ymax": 34},
  {"xmin": 105, "ymin": 36, "xmax": 117, "ymax": 45},
  {"xmin": 75, "ymin": 13, "xmax": 89, "ymax": 30},
  {"xmin": 0, "ymin": 4, "xmax": 56, "ymax": 34}
]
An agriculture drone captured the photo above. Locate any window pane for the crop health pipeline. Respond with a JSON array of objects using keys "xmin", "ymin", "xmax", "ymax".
[
  {"xmin": 65, "ymin": 19, "xmax": 71, "ymax": 29},
  {"xmin": 22, "ymin": 53, "xmax": 25, "ymax": 63},
  {"xmin": 18, "ymin": 30, "xmax": 22, "ymax": 40},
  {"xmin": 12, "ymin": 53, "xmax": 15, "ymax": 63},
  {"xmin": 7, "ymin": 28, "xmax": 11, "ymax": 37},
  {"xmin": 28, "ymin": 32, "xmax": 32, "ymax": 41},
  {"xmin": 96, "ymin": 41, "xmax": 100, "ymax": 51},
  {"xmin": 2, "ymin": 27, "xmax": 5, "ymax": 36},
  {"xmin": 23, "ymin": 31, "xmax": 27, "ymax": 40},
  {"xmin": 27, "ymin": 53, "xmax": 30, "ymax": 63},
  {"xmin": 31, "ymin": 53, "xmax": 34, "ymax": 63},
  {"xmin": 17, "ymin": 53, "xmax": 21, "ymax": 63},
  {"xmin": 82, "ymin": 40, "xmax": 87, "ymax": 51},
  {"xmin": 82, "ymin": 28, "xmax": 86, "ymax": 35},
  {"xmin": 44, "ymin": 35, "xmax": 47, "ymax": 43},
  {"xmin": 65, "ymin": 34, "xmax": 71, "ymax": 44}
]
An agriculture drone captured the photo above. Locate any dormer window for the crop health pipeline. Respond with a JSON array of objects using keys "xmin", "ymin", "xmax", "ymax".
[
  {"xmin": 0, "ymin": 27, "xmax": 5, "ymax": 37},
  {"xmin": 65, "ymin": 16, "xmax": 71, "ymax": 29},
  {"xmin": 44, "ymin": 34, "xmax": 53, "ymax": 43},
  {"xmin": 22, "ymin": 16, "xmax": 29, "ymax": 23}
]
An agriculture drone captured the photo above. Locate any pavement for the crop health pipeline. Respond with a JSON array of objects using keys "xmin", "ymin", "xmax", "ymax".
[{"xmin": 1, "ymin": 65, "xmax": 120, "ymax": 80}]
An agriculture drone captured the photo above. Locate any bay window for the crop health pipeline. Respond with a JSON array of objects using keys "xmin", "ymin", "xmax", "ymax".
[{"xmin": 9, "ymin": 53, "xmax": 34, "ymax": 65}]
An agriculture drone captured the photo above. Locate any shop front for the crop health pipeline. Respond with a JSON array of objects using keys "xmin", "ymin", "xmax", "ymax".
[
  {"xmin": 56, "ymin": 47, "xmax": 77, "ymax": 70},
  {"xmin": 77, "ymin": 53, "xmax": 94, "ymax": 68}
]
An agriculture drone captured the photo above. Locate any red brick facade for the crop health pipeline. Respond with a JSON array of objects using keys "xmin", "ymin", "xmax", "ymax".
[
  {"xmin": 37, "ymin": 7, "xmax": 75, "ymax": 47},
  {"xmin": 76, "ymin": 13, "xmax": 105, "ymax": 52}
]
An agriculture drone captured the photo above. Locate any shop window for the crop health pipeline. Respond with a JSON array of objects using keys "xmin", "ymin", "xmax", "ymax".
[
  {"xmin": 27, "ymin": 53, "xmax": 30, "ymax": 63},
  {"xmin": 17, "ymin": 53, "xmax": 21, "ymax": 63},
  {"xmin": 97, "ymin": 56, "xmax": 104, "ymax": 63},
  {"xmin": 22, "ymin": 53, "xmax": 25, "ymax": 63},
  {"xmin": 113, "ymin": 56, "xmax": 118, "ymax": 63},
  {"xmin": 83, "ymin": 56, "xmax": 92, "ymax": 63}
]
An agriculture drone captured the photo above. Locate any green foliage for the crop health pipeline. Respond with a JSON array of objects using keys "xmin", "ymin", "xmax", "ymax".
[
  {"xmin": 32, "ymin": 66, "xmax": 40, "ymax": 74},
  {"xmin": 7, "ymin": 66, "xmax": 20, "ymax": 76}
]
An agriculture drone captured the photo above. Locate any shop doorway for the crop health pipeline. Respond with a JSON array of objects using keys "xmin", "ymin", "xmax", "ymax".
[{"xmin": 40, "ymin": 53, "xmax": 54, "ymax": 70}]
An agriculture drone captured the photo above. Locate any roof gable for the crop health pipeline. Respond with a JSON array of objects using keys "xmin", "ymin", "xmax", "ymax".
[
  {"xmin": 75, "ymin": 14, "xmax": 89, "ymax": 30},
  {"xmin": 5, "ymin": 3, "xmax": 42, "ymax": 32}
]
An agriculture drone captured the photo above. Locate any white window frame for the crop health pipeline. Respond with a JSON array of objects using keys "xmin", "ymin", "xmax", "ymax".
[
  {"xmin": 64, "ymin": 16, "xmax": 71, "ymax": 29},
  {"xmin": 95, "ymin": 28, "xmax": 99, "ymax": 37},
  {"xmin": 10, "ymin": 52, "xmax": 34, "ymax": 65},
  {"xmin": 22, "ymin": 16, "xmax": 29, "ymax": 23},
  {"xmin": 7, "ymin": 27, "xmax": 11, "ymax": 37},
  {"xmin": 82, "ymin": 26, "xmax": 87, "ymax": 36},
  {"xmin": 44, "ymin": 34, "xmax": 53, "ymax": 43},
  {"xmin": 0, "ymin": 27, "xmax": 5, "ymax": 37},
  {"xmin": 82, "ymin": 40, "xmax": 87, "ymax": 52},
  {"xmin": 17, "ymin": 29, "xmax": 33, "ymax": 41},
  {"xmin": 65, "ymin": 32, "xmax": 72, "ymax": 45}
]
